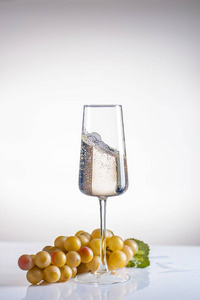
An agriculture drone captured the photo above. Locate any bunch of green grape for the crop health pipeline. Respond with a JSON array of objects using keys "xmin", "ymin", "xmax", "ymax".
[{"xmin": 18, "ymin": 229, "xmax": 138, "ymax": 285}]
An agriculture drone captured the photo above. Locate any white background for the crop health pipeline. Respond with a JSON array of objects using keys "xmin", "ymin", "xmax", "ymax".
[{"xmin": 0, "ymin": 0, "xmax": 199, "ymax": 246}]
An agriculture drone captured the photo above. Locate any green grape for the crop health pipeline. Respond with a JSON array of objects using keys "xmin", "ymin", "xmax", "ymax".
[
  {"xmin": 77, "ymin": 234, "xmax": 89, "ymax": 247},
  {"xmin": 75, "ymin": 230, "xmax": 91, "ymax": 241},
  {"xmin": 81, "ymin": 232, "xmax": 92, "ymax": 241},
  {"xmin": 51, "ymin": 250, "xmax": 66, "ymax": 267},
  {"xmin": 75, "ymin": 230, "xmax": 85, "ymax": 236},
  {"xmin": 124, "ymin": 239, "xmax": 138, "ymax": 255},
  {"xmin": 35, "ymin": 251, "xmax": 51, "ymax": 269},
  {"xmin": 107, "ymin": 236, "xmax": 124, "ymax": 251},
  {"xmin": 54, "ymin": 236, "xmax": 67, "ymax": 252},
  {"xmin": 18, "ymin": 254, "xmax": 35, "ymax": 270},
  {"xmin": 91, "ymin": 228, "xmax": 113, "ymax": 240},
  {"xmin": 43, "ymin": 265, "xmax": 61, "ymax": 283},
  {"xmin": 66, "ymin": 251, "xmax": 81, "ymax": 268},
  {"xmin": 30, "ymin": 254, "xmax": 35, "ymax": 261},
  {"xmin": 77, "ymin": 263, "xmax": 89, "ymax": 274},
  {"xmin": 78, "ymin": 246, "xmax": 93, "ymax": 263},
  {"xmin": 108, "ymin": 250, "xmax": 127, "ymax": 269},
  {"xmin": 86, "ymin": 255, "xmax": 100, "ymax": 272},
  {"xmin": 60, "ymin": 265, "xmax": 72, "ymax": 282},
  {"xmin": 46, "ymin": 246, "xmax": 59, "ymax": 255},
  {"xmin": 42, "ymin": 245, "xmax": 52, "ymax": 252},
  {"xmin": 107, "ymin": 257, "xmax": 116, "ymax": 271},
  {"xmin": 71, "ymin": 267, "xmax": 77, "ymax": 278},
  {"xmin": 64, "ymin": 236, "xmax": 81, "ymax": 252},
  {"xmin": 122, "ymin": 245, "xmax": 134, "ymax": 262},
  {"xmin": 106, "ymin": 229, "xmax": 114, "ymax": 240},
  {"xmin": 89, "ymin": 239, "xmax": 100, "ymax": 255},
  {"xmin": 26, "ymin": 266, "xmax": 43, "ymax": 284},
  {"xmin": 91, "ymin": 229, "xmax": 101, "ymax": 239}
]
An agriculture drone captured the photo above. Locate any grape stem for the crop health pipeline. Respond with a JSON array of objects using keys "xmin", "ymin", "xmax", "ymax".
[{"xmin": 95, "ymin": 196, "xmax": 110, "ymax": 275}]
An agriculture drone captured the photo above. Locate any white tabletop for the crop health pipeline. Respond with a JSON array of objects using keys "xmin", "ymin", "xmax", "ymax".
[{"xmin": 0, "ymin": 242, "xmax": 200, "ymax": 300}]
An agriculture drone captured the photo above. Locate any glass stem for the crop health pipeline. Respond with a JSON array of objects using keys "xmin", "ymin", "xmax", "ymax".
[{"xmin": 95, "ymin": 196, "xmax": 109, "ymax": 275}]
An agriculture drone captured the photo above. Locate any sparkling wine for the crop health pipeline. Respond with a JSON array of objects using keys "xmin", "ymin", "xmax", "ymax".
[{"xmin": 79, "ymin": 132, "xmax": 128, "ymax": 197}]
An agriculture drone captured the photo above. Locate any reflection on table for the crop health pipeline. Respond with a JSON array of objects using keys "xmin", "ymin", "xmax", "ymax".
[{"xmin": 22, "ymin": 269, "xmax": 150, "ymax": 300}]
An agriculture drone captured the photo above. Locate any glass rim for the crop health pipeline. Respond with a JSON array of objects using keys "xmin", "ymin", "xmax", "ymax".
[{"xmin": 84, "ymin": 104, "xmax": 122, "ymax": 108}]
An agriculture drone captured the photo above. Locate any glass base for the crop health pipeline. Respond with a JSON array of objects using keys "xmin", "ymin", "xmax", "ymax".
[{"xmin": 75, "ymin": 271, "xmax": 131, "ymax": 285}]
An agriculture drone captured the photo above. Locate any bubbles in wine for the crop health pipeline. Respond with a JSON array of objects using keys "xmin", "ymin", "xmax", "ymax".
[{"xmin": 79, "ymin": 132, "xmax": 128, "ymax": 197}]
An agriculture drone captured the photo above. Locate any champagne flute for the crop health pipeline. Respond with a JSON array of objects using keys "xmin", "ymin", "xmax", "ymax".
[{"xmin": 76, "ymin": 105, "xmax": 130, "ymax": 284}]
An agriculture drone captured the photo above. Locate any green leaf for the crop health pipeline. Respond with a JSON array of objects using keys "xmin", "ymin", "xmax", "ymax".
[{"xmin": 126, "ymin": 238, "xmax": 150, "ymax": 268}]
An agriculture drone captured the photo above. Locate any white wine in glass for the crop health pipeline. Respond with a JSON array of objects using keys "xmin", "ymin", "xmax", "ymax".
[{"xmin": 76, "ymin": 105, "xmax": 129, "ymax": 284}]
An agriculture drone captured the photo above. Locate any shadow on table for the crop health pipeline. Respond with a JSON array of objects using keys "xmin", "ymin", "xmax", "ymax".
[{"xmin": 21, "ymin": 269, "xmax": 149, "ymax": 300}]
